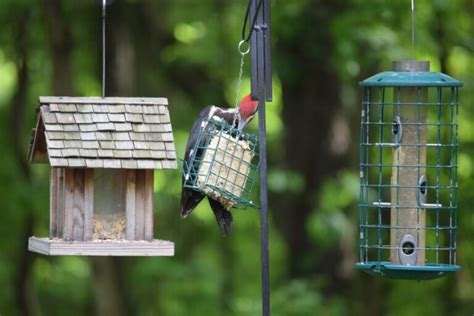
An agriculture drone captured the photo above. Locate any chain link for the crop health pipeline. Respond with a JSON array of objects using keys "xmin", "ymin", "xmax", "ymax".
[{"xmin": 233, "ymin": 40, "xmax": 250, "ymax": 127}]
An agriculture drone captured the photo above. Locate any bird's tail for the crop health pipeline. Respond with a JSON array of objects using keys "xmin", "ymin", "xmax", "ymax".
[{"xmin": 208, "ymin": 198, "xmax": 233, "ymax": 237}]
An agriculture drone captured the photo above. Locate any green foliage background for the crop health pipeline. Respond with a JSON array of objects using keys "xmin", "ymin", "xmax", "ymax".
[{"xmin": 0, "ymin": 0, "xmax": 472, "ymax": 315}]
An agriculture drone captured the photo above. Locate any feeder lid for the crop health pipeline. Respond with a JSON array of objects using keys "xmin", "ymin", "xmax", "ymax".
[{"xmin": 360, "ymin": 71, "xmax": 463, "ymax": 87}]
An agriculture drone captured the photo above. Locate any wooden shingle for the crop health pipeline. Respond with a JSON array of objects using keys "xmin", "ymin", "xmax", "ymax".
[
  {"xmin": 80, "ymin": 133, "xmax": 96, "ymax": 141},
  {"xmin": 114, "ymin": 123, "xmax": 133, "ymax": 131},
  {"xmin": 125, "ymin": 113, "xmax": 144, "ymax": 123},
  {"xmin": 79, "ymin": 149, "xmax": 98, "ymax": 157},
  {"xmin": 92, "ymin": 113, "xmax": 109, "ymax": 123},
  {"xmin": 79, "ymin": 124, "xmax": 97, "ymax": 132},
  {"xmin": 112, "ymin": 132, "xmax": 130, "ymax": 141},
  {"xmin": 116, "ymin": 141, "xmax": 134, "ymax": 150},
  {"xmin": 97, "ymin": 123, "xmax": 115, "ymax": 131},
  {"xmin": 143, "ymin": 115, "xmax": 161, "ymax": 124},
  {"xmin": 77, "ymin": 104, "xmax": 94, "ymax": 113},
  {"xmin": 108, "ymin": 105, "xmax": 126, "ymax": 113},
  {"xmin": 95, "ymin": 132, "xmax": 112, "ymax": 141},
  {"xmin": 97, "ymin": 149, "xmax": 114, "ymax": 157},
  {"xmin": 121, "ymin": 160, "xmax": 138, "ymax": 169},
  {"xmin": 114, "ymin": 150, "xmax": 133, "ymax": 159},
  {"xmin": 64, "ymin": 125, "xmax": 80, "ymax": 132},
  {"xmin": 29, "ymin": 97, "xmax": 177, "ymax": 170},
  {"xmin": 150, "ymin": 142, "xmax": 165, "ymax": 151},
  {"xmin": 56, "ymin": 113, "xmax": 75, "ymax": 124},
  {"xmin": 108, "ymin": 113, "xmax": 126, "ymax": 122},
  {"xmin": 134, "ymin": 142, "xmax": 150, "ymax": 150},
  {"xmin": 100, "ymin": 141, "xmax": 115, "ymax": 149},
  {"xmin": 42, "ymin": 113, "xmax": 58, "ymax": 124}
]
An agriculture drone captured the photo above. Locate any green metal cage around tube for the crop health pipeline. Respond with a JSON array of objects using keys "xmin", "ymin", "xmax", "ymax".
[
  {"xmin": 355, "ymin": 61, "xmax": 463, "ymax": 280},
  {"xmin": 183, "ymin": 117, "xmax": 259, "ymax": 210}
]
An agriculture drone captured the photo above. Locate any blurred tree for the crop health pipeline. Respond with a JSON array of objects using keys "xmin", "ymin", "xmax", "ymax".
[
  {"xmin": 273, "ymin": 1, "xmax": 353, "ymax": 289},
  {"xmin": 0, "ymin": 0, "xmax": 472, "ymax": 315}
]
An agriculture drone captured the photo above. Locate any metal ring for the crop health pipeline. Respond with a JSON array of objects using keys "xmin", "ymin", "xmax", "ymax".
[{"xmin": 238, "ymin": 40, "xmax": 250, "ymax": 55}]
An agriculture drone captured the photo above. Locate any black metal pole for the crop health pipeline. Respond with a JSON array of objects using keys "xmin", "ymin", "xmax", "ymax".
[
  {"xmin": 258, "ymin": 91, "xmax": 270, "ymax": 316},
  {"xmin": 250, "ymin": 0, "xmax": 272, "ymax": 315}
]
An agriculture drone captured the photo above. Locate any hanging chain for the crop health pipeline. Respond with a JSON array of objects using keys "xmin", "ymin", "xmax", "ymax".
[{"xmin": 233, "ymin": 40, "xmax": 250, "ymax": 127}]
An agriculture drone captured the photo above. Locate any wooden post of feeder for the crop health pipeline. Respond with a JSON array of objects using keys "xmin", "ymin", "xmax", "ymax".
[{"xmin": 390, "ymin": 60, "xmax": 429, "ymax": 266}]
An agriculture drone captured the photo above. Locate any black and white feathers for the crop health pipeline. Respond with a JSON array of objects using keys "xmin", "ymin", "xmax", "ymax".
[
  {"xmin": 180, "ymin": 106, "xmax": 240, "ymax": 236},
  {"xmin": 180, "ymin": 95, "xmax": 258, "ymax": 236}
]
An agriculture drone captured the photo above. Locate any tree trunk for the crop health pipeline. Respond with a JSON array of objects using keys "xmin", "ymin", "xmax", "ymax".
[
  {"xmin": 91, "ymin": 258, "xmax": 127, "ymax": 316},
  {"xmin": 274, "ymin": 1, "xmax": 350, "ymax": 288},
  {"xmin": 43, "ymin": 0, "xmax": 75, "ymax": 95},
  {"xmin": 10, "ymin": 9, "xmax": 35, "ymax": 316}
]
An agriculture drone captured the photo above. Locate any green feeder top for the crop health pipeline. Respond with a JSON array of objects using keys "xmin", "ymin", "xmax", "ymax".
[{"xmin": 360, "ymin": 71, "xmax": 463, "ymax": 87}]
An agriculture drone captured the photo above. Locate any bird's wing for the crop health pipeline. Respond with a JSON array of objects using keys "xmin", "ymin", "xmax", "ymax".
[
  {"xmin": 180, "ymin": 188, "xmax": 205, "ymax": 218},
  {"xmin": 183, "ymin": 105, "xmax": 216, "ymax": 161},
  {"xmin": 180, "ymin": 105, "xmax": 239, "ymax": 220},
  {"xmin": 180, "ymin": 106, "xmax": 216, "ymax": 218}
]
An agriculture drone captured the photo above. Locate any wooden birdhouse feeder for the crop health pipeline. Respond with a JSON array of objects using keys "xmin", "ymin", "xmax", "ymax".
[{"xmin": 27, "ymin": 96, "xmax": 177, "ymax": 256}]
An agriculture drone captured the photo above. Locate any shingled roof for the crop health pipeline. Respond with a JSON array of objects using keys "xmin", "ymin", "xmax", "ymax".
[{"xmin": 28, "ymin": 97, "xmax": 177, "ymax": 170}]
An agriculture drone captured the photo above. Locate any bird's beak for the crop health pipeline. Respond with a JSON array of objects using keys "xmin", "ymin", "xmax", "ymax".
[{"xmin": 237, "ymin": 119, "xmax": 247, "ymax": 132}]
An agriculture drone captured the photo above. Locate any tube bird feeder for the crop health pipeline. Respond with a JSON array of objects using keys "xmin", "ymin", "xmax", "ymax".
[{"xmin": 355, "ymin": 60, "xmax": 463, "ymax": 280}]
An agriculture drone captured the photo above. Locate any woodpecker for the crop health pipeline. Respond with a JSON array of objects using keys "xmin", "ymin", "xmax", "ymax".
[{"xmin": 180, "ymin": 94, "xmax": 258, "ymax": 236}]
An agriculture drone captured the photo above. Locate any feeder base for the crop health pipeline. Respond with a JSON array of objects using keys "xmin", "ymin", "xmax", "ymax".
[
  {"xmin": 28, "ymin": 237, "xmax": 174, "ymax": 256},
  {"xmin": 355, "ymin": 261, "xmax": 461, "ymax": 280}
]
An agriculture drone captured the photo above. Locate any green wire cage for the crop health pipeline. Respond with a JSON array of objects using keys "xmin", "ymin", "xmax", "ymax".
[
  {"xmin": 355, "ymin": 61, "xmax": 463, "ymax": 280},
  {"xmin": 183, "ymin": 117, "xmax": 259, "ymax": 209}
]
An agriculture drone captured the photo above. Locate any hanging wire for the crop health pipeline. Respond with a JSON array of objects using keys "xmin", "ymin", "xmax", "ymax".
[
  {"xmin": 102, "ymin": 0, "xmax": 107, "ymax": 98},
  {"xmin": 411, "ymin": 0, "xmax": 415, "ymax": 60},
  {"xmin": 242, "ymin": 0, "xmax": 263, "ymax": 43}
]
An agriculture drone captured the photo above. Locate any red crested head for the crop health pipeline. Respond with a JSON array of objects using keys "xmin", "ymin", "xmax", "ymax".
[{"xmin": 238, "ymin": 94, "xmax": 258, "ymax": 129}]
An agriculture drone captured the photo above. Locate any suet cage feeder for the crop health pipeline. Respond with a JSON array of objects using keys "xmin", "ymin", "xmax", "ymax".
[
  {"xmin": 183, "ymin": 117, "xmax": 259, "ymax": 209},
  {"xmin": 355, "ymin": 61, "xmax": 463, "ymax": 280}
]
